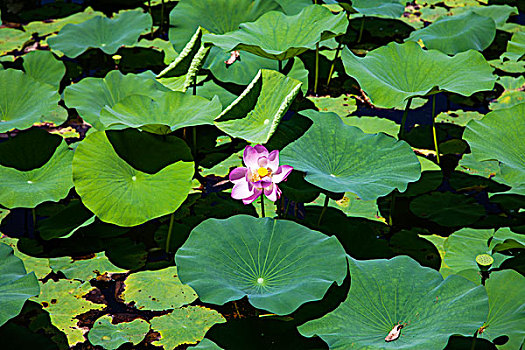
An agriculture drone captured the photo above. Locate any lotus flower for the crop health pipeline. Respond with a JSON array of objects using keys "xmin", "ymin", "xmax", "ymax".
[{"xmin": 229, "ymin": 145, "xmax": 293, "ymax": 204}]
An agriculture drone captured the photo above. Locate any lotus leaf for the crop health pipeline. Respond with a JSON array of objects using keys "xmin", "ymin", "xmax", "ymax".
[
  {"xmin": 150, "ymin": 306, "xmax": 226, "ymax": 348},
  {"xmin": 502, "ymin": 32, "xmax": 525, "ymax": 61},
  {"xmin": 0, "ymin": 244, "xmax": 40, "ymax": 327},
  {"xmin": 158, "ymin": 27, "xmax": 206, "ymax": 79},
  {"xmin": 49, "ymin": 252, "xmax": 126, "ymax": 282},
  {"xmin": 100, "ymin": 92, "xmax": 221, "ymax": 134},
  {"xmin": 309, "ymin": 94, "xmax": 357, "ymax": 118},
  {"xmin": 175, "ymin": 215, "xmax": 347, "ymax": 315},
  {"xmin": 298, "ymin": 255, "xmax": 489, "ymax": 350},
  {"xmin": 0, "ymin": 69, "xmax": 66, "ymax": 133},
  {"xmin": 464, "ymin": 102, "xmax": 525, "ymax": 196},
  {"xmin": 480, "ymin": 270, "xmax": 525, "ymax": 349},
  {"xmin": 204, "ymin": 5, "xmax": 348, "ymax": 61},
  {"xmin": 406, "ymin": 11, "xmax": 496, "ymax": 55},
  {"xmin": 87, "ymin": 315, "xmax": 150, "ymax": 350},
  {"xmin": 0, "ymin": 236, "xmax": 52, "ymax": 279},
  {"xmin": 489, "ymin": 57, "xmax": 525, "ymax": 74},
  {"xmin": 22, "ymin": 51, "xmax": 66, "ymax": 89},
  {"xmin": 347, "ymin": 0, "xmax": 405, "ymax": 18},
  {"xmin": 0, "ymin": 28, "xmax": 31, "ymax": 55},
  {"xmin": 215, "ymin": 69, "xmax": 302, "ymax": 144},
  {"xmin": 343, "ymin": 116, "xmax": 400, "ymax": 137},
  {"xmin": 490, "ymin": 227, "xmax": 525, "ymax": 252},
  {"xmin": 121, "ymin": 266, "xmax": 197, "ymax": 310},
  {"xmin": 341, "ymin": 41, "xmax": 496, "ymax": 109},
  {"xmin": 280, "ymin": 110, "xmax": 421, "ymax": 200},
  {"xmin": 64, "ymin": 70, "xmax": 169, "ymax": 129},
  {"xmin": 24, "ymin": 7, "xmax": 104, "ymax": 37},
  {"xmin": 72, "ymin": 131, "xmax": 194, "ymax": 226},
  {"xmin": 0, "ymin": 137, "xmax": 74, "ymax": 208},
  {"xmin": 449, "ymin": 5, "xmax": 518, "ymax": 29},
  {"xmin": 34, "ymin": 279, "xmax": 105, "ymax": 346},
  {"xmin": 188, "ymin": 339, "xmax": 224, "ymax": 349},
  {"xmin": 47, "ymin": 9, "xmax": 152, "ymax": 58}
]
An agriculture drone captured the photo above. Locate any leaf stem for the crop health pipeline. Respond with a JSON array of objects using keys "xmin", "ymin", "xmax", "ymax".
[
  {"xmin": 317, "ymin": 195, "xmax": 329, "ymax": 226},
  {"xmin": 192, "ymin": 127, "xmax": 197, "ymax": 157},
  {"xmin": 160, "ymin": 0, "xmax": 165, "ymax": 33},
  {"xmin": 314, "ymin": 42, "xmax": 320, "ymax": 95},
  {"xmin": 278, "ymin": 59, "xmax": 283, "ymax": 73},
  {"xmin": 431, "ymin": 94, "xmax": 440, "ymax": 165},
  {"xmin": 388, "ymin": 191, "xmax": 397, "ymax": 227},
  {"xmin": 260, "ymin": 195, "xmax": 265, "ymax": 218},
  {"xmin": 470, "ymin": 330, "xmax": 478, "ymax": 350},
  {"xmin": 32, "ymin": 208, "xmax": 36, "ymax": 231},
  {"xmin": 326, "ymin": 41, "xmax": 343, "ymax": 87},
  {"xmin": 165, "ymin": 212, "xmax": 175, "ymax": 253},
  {"xmin": 148, "ymin": 0, "xmax": 153, "ymax": 38},
  {"xmin": 399, "ymin": 97, "xmax": 413, "ymax": 140},
  {"xmin": 357, "ymin": 16, "xmax": 365, "ymax": 44}
]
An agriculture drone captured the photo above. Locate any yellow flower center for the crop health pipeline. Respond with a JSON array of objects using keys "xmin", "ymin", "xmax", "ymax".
[{"xmin": 257, "ymin": 167, "xmax": 269, "ymax": 177}]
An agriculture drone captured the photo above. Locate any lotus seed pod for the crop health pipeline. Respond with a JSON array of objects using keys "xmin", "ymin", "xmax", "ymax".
[{"xmin": 476, "ymin": 254, "xmax": 494, "ymax": 271}]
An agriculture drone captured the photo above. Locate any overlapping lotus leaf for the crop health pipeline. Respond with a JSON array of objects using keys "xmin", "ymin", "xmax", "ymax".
[
  {"xmin": 150, "ymin": 307, "xmax": 226, "ymax": 349},
  {"xmin": 298, "ymin": 255, "xmax": 489, "ymax": 350},
  {"xmin": 22, "ymin": 50, "xmax": 66, "ymax": 89},
  {"xmin": 280, "ymin": 110, "xmax": 421, "ymax": 200},
  {"xmin": 188, "ymin": 339, "xmax": 224, "ymax": 350},
  {"xmin": 406, "ymin": 11, "xmax": 496, "ymax": 54},
  {"xmin": 0, "ymin": 244, "xmax": 39, "ymax": 327},
  {"xmin": 175, "ymin": 215, "xmax": 347, "ymax": 315},
  {"xmin": 0, "ymin": 28, "xmax": 31, "ymax": 55},
  {"xmin": 341, "ymin": 41, "xmax": 496, "ymax": 109},
  {"xmin": 502, "ymin": 31, "xmax": 525, "ymax": 61},
  {"xmin": 121, "ymin": 266, "xmax": 197, "ymax": 310},
  {"xmin": 49, "ymin": 252, "xmax": 126, "ymax": 282},
  {"xmin": 72, "ymin": 131, "xmax": 194, "ymax": 227},
  {"xmin": 0, "ymin": 236, "xmax": 52, "ymax": 280},
  {"xmin": 64, "ymin": 70, "xmax": 169, "ymax": 129},
  {"xmin": 215, "ymin": 69, "xmax": 302, "ymax": 144},
  {"xmin": 0, "ymin": 69, "xmax": 66, "ymax": 133},
  {"xmin": 204, "ymin": 5, "xmax": 348, "ymax": 61},
  {"xmin": 47, "ymin": 9, "xmax": 152, "ymax": 58},
  {"xmin": 100, "ymin": 91, "xmax": 221, "ymax": 134},
  {"xmin": 24, "ymin": 6, "xmax": 104, "ymax": 37},
  {"xmin": 345, "ymin": 0, "xmax": 405, "ymax": 18},
  {"xmin": 449, "ymin": 5, "xmax": 518, "ymax": 29},
  {"xmin": 0, "ymin": 137, "xmax": 74, "ymax": 208},
  {"xmin": 464, "ymin": 102, "xmax": 525, "ymax": 196},
  {"xmin": 480, "ymin": 270, "xmax": 525, "ymax": 350},
  {"xmin": 87, "ymin": 315, "xmax": 150, "ymax": 350}
]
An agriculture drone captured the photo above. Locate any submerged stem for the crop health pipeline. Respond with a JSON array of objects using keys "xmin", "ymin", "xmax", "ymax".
[
  {"xmin": 317, "ymin": 195, "xmax": 330, "ymax": 226},
  {"xmin": 314, "ymin": 42, "xmax": 320, "ymax": 95},
  {"xmin": 327, "ymin": 41, "xmax": 343, "ymax": 87},
  {"xmin": 165, "ymin": 212, "xmax": 175, "ymax": 253},
  {"xmin": 357, "ymin": 16, "xmax": 365, "ymax": 44},
  {"xmin": 260, "ymin": 195, "xmax": 265, "ymax": 218},
  {"xmin": 431, "ymin": 94, "xmax": 440, "ymax": 165},
  {"xmin": 399, "ymin": 98, "xmax": 413, "ymax": 140}
]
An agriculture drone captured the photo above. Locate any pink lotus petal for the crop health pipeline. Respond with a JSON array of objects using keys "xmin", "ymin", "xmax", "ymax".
[
  {"xmin": 254, "ymin": 144, "xmax": 269, "ymax": 157},
  {"xmin": 229, "ymin": 167, "xmax": 247, "ymax": 183},
  {"xmin": 231, "ymin": 180, "xmax": 254, "ymax": 200},
  {"xmin": 243, "ymin": 146, "xmax": 259, "ymax": 169},
  {"xmin": 267, "ymin": 150, "xmax": 279, "ymax": 172},
  {"xmin": 251, "ymin": 177, "xmax": 273, "ymax": 189},
  {"xmin": 272, "ymin": 165, "xmax": 293, "ymax": 183},
  {"xmin": 264, "ymin": 183, "xmax": 280, "ymax": 202},
  {"xmin": 242, "ymin": 188, "xmax": 263, "ymax": 204}
]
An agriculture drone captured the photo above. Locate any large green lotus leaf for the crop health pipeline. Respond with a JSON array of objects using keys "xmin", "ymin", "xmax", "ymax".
[
  {"xmin": 341, "ymin": 41, "xmax": 496, "ymax": 109},
  {"xmin": 280, "ymin": 110, "xmax": 421, "ymax": 200},
  {"xmin": 72, "ymin": 131, "xmax": 194, "ymax": 227},
  {"xmin": 464, "ymin": 102, "xmax": 525, "ymax": 196},
  {"xmin": 24, "ymin": 7, "xmax": 104, "ymax": 37},
  {"xmin": 0, "ymin": 244, "xmax": 39, "ymax": 327},
  {"xmin": 87, "ymin": 315, "xmax": 150, "ymax": 350},
  {"xmin": 175, "ymin": 215, "xmax": 347, "ymax": 315},
  {"xmin": 0, "ymin": 28, "xmax": 31, "ymax": 55},
  {"xmin": 49, "ymin": 252, "xmax": 126, "ymax": 282},
  {"xmin": 490, "ymin": 227, "xmax": 525, "ymax": 252},
  {"xmin": 22, "ymin": 51, "xmax": 65, "ymax": 89},
  {"xmin": 47, "ymin": 9, "xmax": 152, "ymax": 58},
  {"xmin": 215, "ymin": 69, "xmax": 302, "ymax": 144},
  {"xmin": 449, "ymin": 5, "xmax": 518, "ymax": 29},
  {"xmin": 406, "ymin": 11, "xmax": 496, "ymax": 55},
  {"xmin": 312, "ymin": 192, "xmax": 384, "ymax": 222},
  {"xmin": 100, "ymin": 92, "xmax": 221, "ymax": 134},
  {"xmin": 309, "ymin": 94, "xmax": 357, "ymax": 118},
  {"xmin": 343, "ymin": 116, "xmax": 400, "ymax": 138},
  {"xmin": 0, "ymin": 236, "xmax": 52, "ymax": 279},
  {"xmin": 348, "ymin": 0, "xmax": 405, "ymax": 18},
  {"xmin": 298, "ymin": 255, "xmax": 489, "ymax": 350},
  {"xmin": 150, "ymin": 306, "xmax": 226, "ymax": 348},
  {"xmin": 168, "ymin": 0, "xmax": 281, "ymax": 52},
  {"xmin": 480, "ymin": 270, "xmax": 525, "ymax": 350},
  {"xmin": 409, "ymin": 192, "xmax": 486, "ymax": 227},
  {"xmin": 158, "ymin": 27, "xmax": 205, "ymax": 79},
  {"xmin": 0, "ymin": 69, "xmax": 66, "ymax": 133},
  {"xmin": 0, "ymin": 138, "xmax": 73, "ymax": 208},
  {"xmin": 489, "ymin": 57, "xmax": 525, "ymax": 74},
  {"xmin": 64, "ymin": 70, "xmax": 169, "ymax": 129},
  {"xmin": 204, "ymin": 5, "xmax": 348, "ymax": 61},
  {"xmin": 188, "ymin": 338, "xmax": 224, "ymax": 349},
  {"xmin": 121, "ymin": 266, "xmax": 197, "ymax": 310},
  {"xmin": 34, "ymin": 279, "xmax": 105, "ymax": 346},
  {"xmin": 502, "ymin": 32, "xmax": 525, "ymax": 61}
]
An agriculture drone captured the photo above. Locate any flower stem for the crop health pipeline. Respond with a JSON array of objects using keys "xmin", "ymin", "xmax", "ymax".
[
  {"xmin": 314, "ymin": 42, "xmax": 320, "ymax": 95},
  {"xmin": 431, "ymin": 94, "xmax": 440, "ymax": 165},
  {"xmin": 399, "ymin": 97, "xmax": 413, "ymax": 140},
  {"xmin": 326, "ymin": 41, "xmax": 343, "ymax": 87},
  {"xmin": 317, "ymin": 195, "xmax": 329, "ymax": 226},
  {"xmin": 165, "ymin": 212, "xmax": 175, "ymax": 253},
  {"xmin": 260, "ymin": 195, "xmax": 265, "ymax": 218},
  {"xmin": 357, "ymin": 16, "xmax": 365, "ymax": 44}
]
